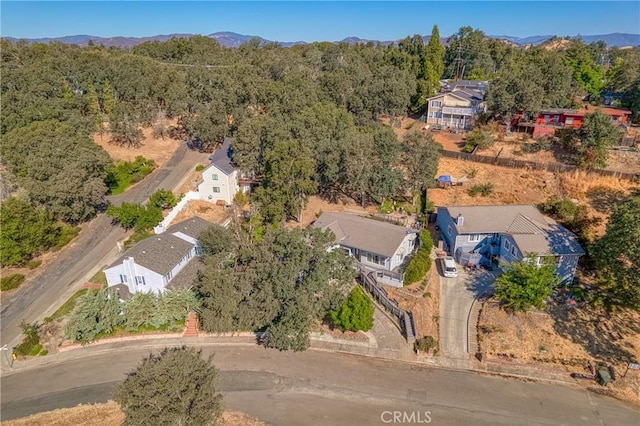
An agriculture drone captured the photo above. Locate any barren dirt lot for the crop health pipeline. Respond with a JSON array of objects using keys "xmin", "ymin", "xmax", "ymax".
[
  {"xmin": 2, "ymin": 401, "xmax": 268, "ymax": 426},
  {"xmin": 93, "ymin": 120, "xmax": 181, "ymax": 167},
  {"xmin": 478, "ymin": 299, "xmax": 640, "ymax": 405},
  {"xmin": 169, "ymin": 201, "xmax": 230, "ymax": 227}
]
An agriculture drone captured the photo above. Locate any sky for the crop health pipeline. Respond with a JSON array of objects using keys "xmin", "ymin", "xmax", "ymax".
[{"xmin": 2, "ymin": 1, "xmax": 639, "ymax": 41}]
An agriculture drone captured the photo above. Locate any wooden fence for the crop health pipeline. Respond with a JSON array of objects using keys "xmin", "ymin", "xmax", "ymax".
[
  {"xmin": 359, "ymin": 271, "xmax": 416, "ymax": 343},
  {"xmin": 440, "ymin": 149, "xmax": 639, "ymax": 181}
]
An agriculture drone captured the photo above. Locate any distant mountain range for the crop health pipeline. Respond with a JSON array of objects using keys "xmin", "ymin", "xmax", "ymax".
[{"xmin": 3, "ymin": 31, "xmax": 639, "ymax": 49}]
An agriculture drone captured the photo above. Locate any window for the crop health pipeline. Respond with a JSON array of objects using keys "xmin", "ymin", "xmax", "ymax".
[
  {"xmin": 212, "ymin": 187, "xmax": 220, "ymax": 193},
  {"xmin": 431, "ymin": 100, "xmax": 442, "ymax": 108},
  {"xmin": 135, "ymin": 276, "xmax": 146, "ymax": 285},
  {"xmin": 553, "ymin": 115, "xmax": 559, "ymax": 123},
  {"xmin": 447, "ymin": 225, "xmax": 452, "ymax": 236},
  {"xmin": 565, "ymin": 117, "xmax": 574, "ymax": 126},
  {"xmin": 468, "ymin": 234, "xmax": 480, "ymax": 243},
  {"xmin": 511, "ymin": 246, "xmax": 517, "ymax": 256},
  {"xmin": 366, "ymin": 252, "xmax": 385, "ymax": 266},
  {"xmin": 543, "ymin": 115, "xmax": 550, "ymax": 122},
  {"xmin": 212, "ymin": 174, "xmax": 218, "ymax": 181},
  {"xmin": 119, "ymin": 274, "xmax": 128, "ymax": 283},
  {"xmin": 428, "ymin": 112, "xmax": 433, "ymax": 118},
  {"xmin": 504, "ymin": 240, "xmax": 511, "ymax": 250}
]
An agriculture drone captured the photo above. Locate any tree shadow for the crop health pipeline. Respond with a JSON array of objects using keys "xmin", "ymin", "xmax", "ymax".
[
  {"xmin": 463, "ymin": 268, "xmax": 498, "ymax": 299},
  {"xmin": 550, "ymin": 304, "xmax": 639, "ymax": 364},
  {"xmin": 586, "ymin": 187, "xmax": 629, "ymax": 214}
]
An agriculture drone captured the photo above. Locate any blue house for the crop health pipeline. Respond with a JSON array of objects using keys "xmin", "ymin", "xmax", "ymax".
[{"xmin": 436, "ymin": 205, "xmax": 584, "ymax": 284}]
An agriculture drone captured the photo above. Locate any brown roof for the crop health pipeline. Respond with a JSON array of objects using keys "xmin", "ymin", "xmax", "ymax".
[{"xmin": 312, "ymin": 212, "xmax": 416, "ymax": 258}]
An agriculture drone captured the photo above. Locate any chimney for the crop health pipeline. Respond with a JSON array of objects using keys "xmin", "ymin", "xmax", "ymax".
[{"xmin": 456, "ymin": 214, "xmax": 464, "ymax": 227}]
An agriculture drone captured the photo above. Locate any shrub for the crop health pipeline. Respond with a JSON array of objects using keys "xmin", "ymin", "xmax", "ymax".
[
  {"xmin": 53, "ymin": 225, "xmax": 80, "ymax": 251},
  {"xmin": 195, "ymin": 164, "xmax": 205, "ymax": 172},
  {"xmin": 148, "ymin": 189, "xmax": 177, "ymax": 210},
  {"xmin": 26, "ymin": 259, "xmax": 42, "ymax": 270},
  {"xmin": 13, "ymin": 322, "xmax": 40, "ymax": 357},
  {"xmin": 28, "ymin": 343, "xmax": 43, "ymax": 357},
  {"xmin": 404, "ymin": 248, "xmax": 432, "ymax": 286},
  {"xmin": 105, "ymin": 156, "xmax": 155, "ymax": 195},
  {"xmin": 464, "ymin": 126, "xmax": 496, "ymax": 151},
  {"xmin": 539, "ymin": 197, "xmax": 578, "ymax": 222},
  {"xmin": 414, "ymin": 335, "xmax": 438, "ymax": 354},
  {"xmin": 378, "ymin": 200, "xmax": 394, "ymax": 214},
  {"xmin": 1, "ymin": 274, "xmax": 25, "ymax": 291},
  {"xmin": 462, "ymin": 143, "xmax": 477, "ymax": 153},
  {"xmin": 467, "ymin": 168, "xmax": 478, "ymax": 178},
  {"xmin": 420, "ymin": 230, "xmax": 433, "ymax": 253},
  {"xmin": 329, "ymin": 286, "xmax": 374, "ymax": 332},
  {"xmin": 521, "ymin": 139, "xmax": 551, "ymax": 153},
  {"xmin": 468, "ymin": 183, "xmax": 494, "ymax": 197}
]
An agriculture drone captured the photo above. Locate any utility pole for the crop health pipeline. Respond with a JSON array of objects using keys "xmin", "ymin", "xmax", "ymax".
[{"xmin": 455, "ymin": 44, "xmax": 462, "ymax": 81}]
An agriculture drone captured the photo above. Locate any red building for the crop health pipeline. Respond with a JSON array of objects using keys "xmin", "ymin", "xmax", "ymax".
[{"xmin": 512, "ymin": 106, "xmax": 631, "ymax": 138}]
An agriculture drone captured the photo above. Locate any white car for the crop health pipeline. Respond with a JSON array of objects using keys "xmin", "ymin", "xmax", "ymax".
[{"xmin": 441, "ymin": 256, "xmax": 458, "ymax": 278}]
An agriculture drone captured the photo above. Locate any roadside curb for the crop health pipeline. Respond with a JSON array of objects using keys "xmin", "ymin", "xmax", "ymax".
[{"xmin": 1, "ymin": 332, "xmax": 579, "ymax": 388}]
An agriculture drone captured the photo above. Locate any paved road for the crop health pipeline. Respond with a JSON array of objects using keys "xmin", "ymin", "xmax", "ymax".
[
  {"xmin": 439, "ymin": 264, "xmax": 495, "ymax": 360},
  {"xmin": 0, "ymin": 144, "xmax": 207, "ymax": 349},
  {"xmin": 2, "ymin": 343, "xmax": 638, "ymax": 425}
]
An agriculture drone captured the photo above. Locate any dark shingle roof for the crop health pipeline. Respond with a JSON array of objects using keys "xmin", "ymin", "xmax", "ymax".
[
  {"xmin": 107, "ymin": 217, "xmax": 213, "ymax": 276},
  {"xmin": 312, "ymin": 212, "xmax": 416, "ymax": 258},
  {"xmin": 204, "ymin": 137, "xmax": 235, "ymax": 175},
  {"xmin": 165, "ymin": 216, "xmax": 212, "ymax": 240}
]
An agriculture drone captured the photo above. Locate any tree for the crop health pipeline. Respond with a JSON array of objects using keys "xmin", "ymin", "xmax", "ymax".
[
  {"xmin": 199, "ymin": 224, "xmax": 236, "ymax": 257},
  {"xmin": 114, "ymin": 346, "xmax": 222, "ymax": 426},
  {"xmin": 109, "ymin": 102, "xmax": 144, "ymax": 148},
  {"xmin": 329, "ymin": 286, "xmax": 374, "ymax": 332},
  {"xmin": 0, "ymin": 198, "xmax": 61, "ymax": 266},
  {"xmin": 575, "ymin": 109, "xmax": 623, "ymax": 169},
  {"xmin": 494, "ymin": 257, "xmax": 559, "ymax": 312},
  {"xmin": 148, "ymin": 189, "xmax": 178, "ymax": 210},
  {"xmin": 64, "ymin": 288, "xmax": 124, "ymax": 343},
  {"xmin": 593, "ymin": 193, "xmax": 640, "ymax": 311},
  {"xmin": 462, "ymin": 125, "xmax": 496, "ymax": 152},
  {"xmin": 401, "ymin": 130, "xmax": 441, "ymax": 208},
  {"xmin": 424, "ymin": 25, "xmax": 445, "ymax": 97}
]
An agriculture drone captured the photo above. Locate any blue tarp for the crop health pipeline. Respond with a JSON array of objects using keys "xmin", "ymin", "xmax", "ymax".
[{"xmin": 437, "ymin": 175, "xmax": 452, "ymax": 183}]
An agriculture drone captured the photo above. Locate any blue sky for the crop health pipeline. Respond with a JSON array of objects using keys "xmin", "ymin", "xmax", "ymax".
[{"xmin": 2, "ymin": 1, "xmax": 639, "ymax": 41}]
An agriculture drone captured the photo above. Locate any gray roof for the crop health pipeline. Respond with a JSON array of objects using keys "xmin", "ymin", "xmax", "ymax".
[
  {"xmin": 441, "ymin": 205, "xmax": 584, "ymax": 256},
  {"xmin": 312, "ymin": 212, "xmax": 416, "ymax": 258},
  {"xmin": 204, "ymin": 137, "xmax": 235, "ymax": 175},
  {"xmin": 165, "ymin": 216, "xmax": 213, "ymax": 240},
  {"xmin": 107, "ymin": 217, "xmax": 213, "ymax": 276}
]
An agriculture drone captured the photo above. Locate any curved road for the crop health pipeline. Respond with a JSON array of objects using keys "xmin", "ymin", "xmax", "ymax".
[
  {"xmin": 2, "ymin": 342, "xmax": 638, "ymax": 425},
  {"xmin": 0, "ymin": 144, "xmax": 208, "ymax": 348}
]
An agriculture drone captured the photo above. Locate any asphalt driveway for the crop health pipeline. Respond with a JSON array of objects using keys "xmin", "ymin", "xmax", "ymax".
[{"xmin": 439, "ymin": 262, "xmax": 496, "ymax": 360}]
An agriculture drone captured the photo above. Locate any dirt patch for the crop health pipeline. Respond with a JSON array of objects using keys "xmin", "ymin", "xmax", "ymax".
[
  {"xmin": 93, "ymin": 119, "xmax": 181, "ymax": 168},
  {"xmin": 478, "ymin": 299, "xmax": 640, "ymax": 405},
  {"xmin": 317, "ymin": 321, "xmax": 369, "ymax": 342},
  {"xmin": 169, "ymin": 201, "xmax": 230, "ymax": 227},
  {"xmin": 2, "ymin": 401, "xmax": 269, "ymax": 426},
  {"xmin": 429, "ymin": 157, "xmax": 639, "ymax": 237},
  {"xmin": 287, "ymin": 195, "xmax": 378, "ymax": 229}
]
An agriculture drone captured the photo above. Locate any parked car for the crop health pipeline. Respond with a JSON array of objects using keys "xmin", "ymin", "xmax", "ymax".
[{"xmin": 441, "ymin": 256, "xmax": 458, "ymax": 278}]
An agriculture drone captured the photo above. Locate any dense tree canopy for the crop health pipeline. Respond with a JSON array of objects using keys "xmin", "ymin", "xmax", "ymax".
[
  {"xmin": 196, "ymin": 225, "xmax": 355, "ymax": 351},
  {"xmin": 593, "ymin": 193, "xmax": 640, "ymax": 311},
  {"xmin": 114, "ymin": 346, "xmax": 222, "ymax": 426},
  {"xmin": 495, "ymin": 256, "xmax": 560, "ymax": 312}
]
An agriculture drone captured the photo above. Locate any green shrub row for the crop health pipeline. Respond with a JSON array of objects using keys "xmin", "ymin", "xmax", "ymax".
[
  {"xmin": 105, "ymin": 156, "xmax": 155, "ymax": 195},
  {"xmin": 403, "ymin": 231, "xmax": 434, "ymax": 286}
]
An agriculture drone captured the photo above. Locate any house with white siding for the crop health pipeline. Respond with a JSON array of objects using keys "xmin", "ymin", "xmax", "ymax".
[
  {"xmin": 197, "ymin": 137, "xmax": 251, "ymax": 205},
  {"xmin": 104, "ymin": 217, "xmax": 212, "ymax": 296},
  {"xmin": 312, "ymin": 212, "xmax": 419, "ymax": 287}
]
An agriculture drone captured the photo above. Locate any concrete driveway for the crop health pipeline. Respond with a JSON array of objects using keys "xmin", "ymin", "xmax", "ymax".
[{"xmin": 439, "ymin": 262, "xmax": 496, "ymax": 361}]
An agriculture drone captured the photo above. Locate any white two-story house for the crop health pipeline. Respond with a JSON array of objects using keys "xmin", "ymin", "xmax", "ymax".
[
  {"xmin": 197, "ymin": 137, "xmax": 251, "ymax": 205},
  {"xmin": 104, "ymin": 217, "xmax": 212, "ymax": 296},
  {"xmin": 425, "ymin": 88, "xmax": 485, "ymax": 130},
  {"xmin": 312, "ymin": 212, "xmax": 419, "ymax": 287}
]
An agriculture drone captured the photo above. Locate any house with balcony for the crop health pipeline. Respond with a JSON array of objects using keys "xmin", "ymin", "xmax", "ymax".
[
  {"xmin": 197, "ymin": 137, "xmax": 253, "ymax": 205},
  {"xmin": 511, "ymin": 106, "xmax": 631, "ymax": 138},
  {"xmin": 436, "ymin": 205, "xmax": 584, "ymax": 284},
  {"xmin": 312, "ymin": 212, "xmax": 419, "ymax": 287},
  {"xmin": 425, "ymin": 88, "xmax": 485, "ymax": 130}
]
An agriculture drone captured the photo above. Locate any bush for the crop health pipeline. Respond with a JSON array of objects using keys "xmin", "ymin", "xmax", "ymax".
[
  {"xmin": 13, "ymin": 322, "xmax": 40, "ymax": 357},
  {"xmin": 468, "ymin": 183, "xmax": 494, "ymax": 197},
  {"xmin": 521, "ymin": 139, "xmax": 551, "ymax": 153},
  {"xmin": 378, "ymin": 200, "xmax": 394, "ymax": 214},
  {"xmin": 462, "ymin": 142, "xmax": 477, "ymax": 153},
  {"xmin": 464, "ymin": 126, "xmax": 496, "ymax": 152},
  {"xmin": 539, "ymin": 197, "xmax": 578, "ymax": 222},
  {"xmin": 1, "ymin": 274, "xmax": 25, "ymax": 291},
  {"xmin": 329, "ymin": 286, "xmax": 374, "ymax": 332},
  {"xmin": 53, "ymin": 225, "xmax": 80, "ymax": 251},
  {"xmin": 28, "ymin": 343, "xmax": 43, "ymax": 357},
  {"xmin": 420, "ymin": 230, "xmax": 433, "ymax": 253},
  {"xmin": 195, "ymin": 164, "xmax": 205, "ymax": 172},
  {"xmin": 148, "ymin": 189, "xmax": 177, "ymax": 210},
  {"xmin": 414, "ymin": 335, "xmax": 438, "ymax": 354},
  {"xmin": 105, "ymin": 156, "xmax": 155, "ymax": 195},
  {"xmin": 467, "ymin": 168, "xmax": 478, "ymax": 178},
  {"xmin": 26, "ymin": 259, "xmax": 42, "ymax": 270}
]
